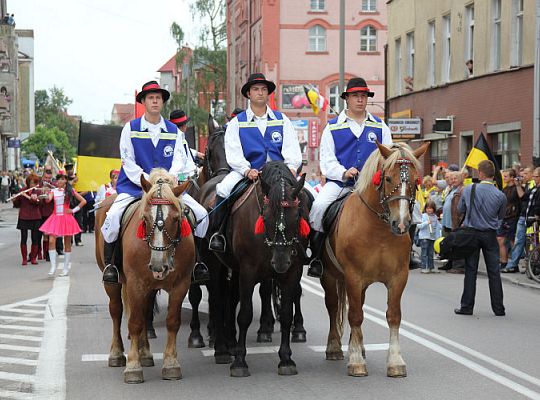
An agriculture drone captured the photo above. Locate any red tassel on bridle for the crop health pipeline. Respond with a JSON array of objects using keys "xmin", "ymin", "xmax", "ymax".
[
  {"xmin": 136, "ymin": 220, "xmax": 146, "ymax": 239},
  {"xmin": 180, "ymin": 218, "xmax": 191, "ymax": 238},
  {"xmin": 254, "ymin": 215, "xmax": 265, "ymax": 234},
  {"xmin": 372, "ymin": 169, "xmax": 382, "ymax": 186},
  {"xmin": 298, "ymin": 217, "xmax": 310, "ymax": 238}
]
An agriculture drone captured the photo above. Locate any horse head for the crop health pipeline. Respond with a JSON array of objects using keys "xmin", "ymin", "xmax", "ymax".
[
  {"xmin": 139, "ymin": 169, "xmax": 190, "ymax": 280},
  {"xmin": 258, "ymin": 162, "xmax": 308, "ymax": 274},
  {"xmin": 204, "ymin": 115, "xmax": 230, "ymax": 180},
  {"xmin": 355, "ymin": 142, "xmax": 429, "ymax": 236}
]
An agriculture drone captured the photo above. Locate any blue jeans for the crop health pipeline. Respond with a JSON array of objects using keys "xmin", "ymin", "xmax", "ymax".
[
  {"xmin": 420, "ymin": 239, "xmax": 435, "ymax": 269},
  {"xmin": 507, "ymin": 216, "xmax": 526, "ymax": 269}
]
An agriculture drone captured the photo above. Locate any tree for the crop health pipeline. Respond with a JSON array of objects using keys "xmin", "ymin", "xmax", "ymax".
[
  {"xmin": 35, "ymin": 87, "xmax": 79, "ymax": 148},
  {"xmin": 21, "ymin": 125, "xmax": 75, "ymax": 163}
]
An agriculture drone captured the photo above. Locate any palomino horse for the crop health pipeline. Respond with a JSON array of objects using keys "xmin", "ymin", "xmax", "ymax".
[
  {"xmin": 95, "ymin": 169, "xmax": 194, "ymax": 383},
  {"xmin": 321, "ymin": 142, "xmax": 429, "ymax": 378}
]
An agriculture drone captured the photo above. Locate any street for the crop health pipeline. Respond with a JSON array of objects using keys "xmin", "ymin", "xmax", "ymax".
[{"xmin": 1, "ymin": 205, "xmax": 540, "ymax": 400}]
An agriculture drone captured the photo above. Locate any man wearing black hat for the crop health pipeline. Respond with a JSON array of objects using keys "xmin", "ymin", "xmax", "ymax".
[
  {"xmin": 208, "ymin": 73, "xmax": 302, "ymax": 252},
  {"xmin": 307, "ymin": 77, "xmax": 392, "ymax": 277},
  {"xmin": 170, "ymin": 109, "xmax": 204, "ymax": 163},
  {"xmin": 101, "ymin": 81, "xmax": 209, "ymax": 284}
]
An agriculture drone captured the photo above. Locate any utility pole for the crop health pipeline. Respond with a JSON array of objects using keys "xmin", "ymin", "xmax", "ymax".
[
  {"xmin": 338, "ymin": 0, "xmax": 345, "ymax": 112},
  {"xmin": 534, "ymin": 0, "xmax": 540, "ymax": 165}
]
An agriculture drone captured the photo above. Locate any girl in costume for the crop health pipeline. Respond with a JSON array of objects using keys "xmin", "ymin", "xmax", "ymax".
[{"xmin": 39, "ymin": 170, "xmax": 86, "ymax": 276}]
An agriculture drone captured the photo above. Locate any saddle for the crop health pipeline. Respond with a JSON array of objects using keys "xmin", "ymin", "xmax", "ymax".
[{"xmin": 322, "ymin": 193, "xmax": 351, "ymax": 235}]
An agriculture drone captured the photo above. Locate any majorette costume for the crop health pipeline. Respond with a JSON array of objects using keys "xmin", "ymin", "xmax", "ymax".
[
  {"xmin": 13, "ymin": 181, "xmax": 42, "ymax": 265},
  {"xmin": 39, "ymin": 188, "xmax": 82, "ymax": 237},
  {"xmin": 38, "ymin": 178, "xmax": 54, "ymax": 261}
]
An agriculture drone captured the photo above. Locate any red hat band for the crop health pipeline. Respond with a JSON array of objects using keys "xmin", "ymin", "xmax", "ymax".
[
  {"xmin": 346, "ymin": 87, "xmax": 371, "ymax": 94},
  {"xmin": 143, "ymin": 83, "xmax": 162, "ymax": 91},
  {"xmin": 171, "ymin": 116, "xmax": 188, "ymax": 124}
]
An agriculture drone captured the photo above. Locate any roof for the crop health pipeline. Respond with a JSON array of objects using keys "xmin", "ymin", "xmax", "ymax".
[
  {"xmin": 111, "ymin": 103, "xmax": 135, "ymax": 124},
  {"xmin": 158, "ymin": 54, "xmax": 177, "ymax": 73}
]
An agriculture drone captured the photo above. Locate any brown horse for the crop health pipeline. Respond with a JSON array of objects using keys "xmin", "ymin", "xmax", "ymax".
[
  {"xmin": 95, "ymin": 169, "xmax": 194, "ymax": 383},
  {"xmin": 321, "ymin": 142, "xmax": 429, "ymax": 378}
]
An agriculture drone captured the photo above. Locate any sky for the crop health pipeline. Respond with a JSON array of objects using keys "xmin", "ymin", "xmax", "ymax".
[{"xmin": 11, "ymin": 0, "xmax": 197, "ymax": 123}]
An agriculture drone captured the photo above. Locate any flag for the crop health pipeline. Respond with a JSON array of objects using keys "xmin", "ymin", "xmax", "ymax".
[
  {"xmin": 268, "ymin": 92, "xmax": 278, "ymax": 111},
  {"xmin": 415, "ymin": 184, "xmax": 426, "ymax": 212},
  {"xmin": 463, "ymin": 132, "xmax": 503, "ymax": 188},
  {"xmin": 303, "ymin": 86, "xmax": 328, "ymax": 115},
  {"xmin": 135, "ymin": 90, "xmax": 145, "ymax": 118}
]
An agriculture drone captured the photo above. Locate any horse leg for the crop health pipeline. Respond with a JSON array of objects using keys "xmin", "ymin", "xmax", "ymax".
[
  {"xmin": 162, "ymin": 279, "xmax": 190, "ymax": 380},
  {"xmin": 347, "ymin": 282, "xmax": 368, "ymax": 377},
  {"xmin": 320, "ymin": 273, "xmax": 344, "ymax": 360},
  {"xmin": 230, "ymin": 279, "xmax": 255, "ymax": 378},
  {"xmin": 226, "ymin": 270, "xmax": 240, "ymax": 353},
  {"xmin": 124, "ymin": 286, "xmax": 146, "ymax": 384},
  {"xmin": 146, "ymin": 290, "xmax": 158, "ymax": 339},
  {"xmin": 105, "ymin": 284, "xmax": 126, "ymax": 367},
  {"xmin": 277, "ymin": 279, "xmax": 297, "ymax": 376},
  {"xmin": 385, "ymin": 278, "xmax": 407, "ymax": 378},
  {"xmin": 188, "ymin": 284, "xmax": 206, "ymax": 348},
  {"xmin": 210, "ymin": 267, "xmax": 232, "ymax": 364},
  {"xmin": 257, "ymin": 279, "xmax": 274, "ymax": 343},
  {"xmin": 291, "ymin": 282, "xmax": 307, "ymax": 343}
]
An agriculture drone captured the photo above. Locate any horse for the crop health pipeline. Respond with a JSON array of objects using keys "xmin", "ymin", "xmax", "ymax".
[
  {"xmin": 95, "ymin": 169, "xmax": 195, "ymax": 383},
  {"xmin": 203, "ymin": 161, "xmax": 310, "ymax": 377},
  {"xmin": 321, "ymin": 141, "xmax": 429, "ymax": 378}
]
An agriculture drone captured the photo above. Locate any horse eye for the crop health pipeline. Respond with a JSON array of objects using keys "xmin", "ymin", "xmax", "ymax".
[{"xmin": 385, "ymin": 176, "xmax": 392, "ymax": 183}]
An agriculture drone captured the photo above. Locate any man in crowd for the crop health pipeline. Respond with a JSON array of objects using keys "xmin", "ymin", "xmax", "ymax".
[
  {"xmin": 496, "ymin": 169, "xmax": 521, "ymax": 270},
  {"xmin": 0, "ymin": 170, "xmax": 11, "ymax": 203}
]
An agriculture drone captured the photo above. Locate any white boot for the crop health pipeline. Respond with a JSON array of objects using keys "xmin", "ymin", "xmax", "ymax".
[
  {"xmin": 48, "ymin": 251, "xmax": 57, "ymax": 276},
  {"xmin": 60, "ymin": 252, "xmax": 71, "ymax": 277}
]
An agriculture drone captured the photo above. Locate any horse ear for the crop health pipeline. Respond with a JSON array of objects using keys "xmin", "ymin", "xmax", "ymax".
[
  {"xmin": 172, "ymin": 180, "xmax": 191, "ymax": 197},
  {"xmin": 376, "ymin": 141, "xmax": 393, "ymax": 159},
  {"xmin": 292, "ymin": 173, "xmax": 306, "ymax": 199},
  {"xmin": 141, "ymin": 174, "xmax": 152, "ymax": 193},
  {"xmin": 296, "ymin": 164, "xmax": 303, "ymax": 176},
  {"xmin": 413, "ymin": 142, "xmax": 430, "ymax": 159}
]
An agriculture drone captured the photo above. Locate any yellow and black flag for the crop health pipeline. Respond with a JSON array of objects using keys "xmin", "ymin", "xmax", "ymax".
[
  {"xmin": 464, "ymin": 132, "xmax": 503, "ymax": 188},
  {"xmin": 75, "ymin": 122, "xmax": 122, "ymax": 192}
]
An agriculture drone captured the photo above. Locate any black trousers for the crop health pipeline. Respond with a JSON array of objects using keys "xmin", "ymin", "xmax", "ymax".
[{"xmin": 459, "ymin": 230, "xmax": 505, "ymax": 314}]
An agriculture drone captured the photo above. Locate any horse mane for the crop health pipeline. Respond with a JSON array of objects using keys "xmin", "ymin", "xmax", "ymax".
[
  {"xmin": 260, "ymin": 161, "xmax": 297, "ymax": 210},
  {"xmin": 139, "ymin": 168, "xmax": 183, "ymax": 217},
  {"xmin": 354, "ymin": 142, "xmax": 421, "ymax": 195}
]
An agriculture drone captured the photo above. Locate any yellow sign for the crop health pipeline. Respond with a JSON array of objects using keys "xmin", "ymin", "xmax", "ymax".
[{"xmin": 391, "ymin": 109, "xmax": 412, "ymax": 118}]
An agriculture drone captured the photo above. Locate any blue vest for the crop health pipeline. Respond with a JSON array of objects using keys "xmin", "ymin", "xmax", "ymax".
[
  {"xmin": 328, "ymin": 115, "xmax": 383, "ymax": 187},
  {"xmin": 237, "ymin": 111, "xmax": 285, "ymax": 170},
  {"xmin": 116, "ymin": 117, "xmax": 178, "ymax": 197}
]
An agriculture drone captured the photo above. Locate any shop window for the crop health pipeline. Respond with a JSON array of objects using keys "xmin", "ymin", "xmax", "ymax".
[
  {"xmin": 430, "ymin": 140, "xmax": 448, "ymax": 166},
  {"xmin": 492, "ymin": 130, "xmax": 520, "ymax": 169}
]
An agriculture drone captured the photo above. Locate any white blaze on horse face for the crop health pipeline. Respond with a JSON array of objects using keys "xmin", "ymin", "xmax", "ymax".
[
  {"xmin": 149, "ymin": 205, "xmax": 169, "ymax": 270},
  {"xmin": 398, "ymin": 182, "xmax": 408, "ymax": 232}
]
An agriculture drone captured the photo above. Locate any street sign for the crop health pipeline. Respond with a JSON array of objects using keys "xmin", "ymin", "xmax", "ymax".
[{"xmin": 388, "ymin": 118, "xmax": 422, "ymax": 137}]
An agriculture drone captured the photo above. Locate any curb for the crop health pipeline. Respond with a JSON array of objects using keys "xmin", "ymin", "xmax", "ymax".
[{"xmin": 478, "ymin": 270, "xmax": 540, "ymax": 291}]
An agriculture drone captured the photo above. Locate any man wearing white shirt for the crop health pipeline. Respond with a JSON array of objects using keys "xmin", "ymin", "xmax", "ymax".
[
  {"xmin": 307, "ymin": 78, "xmax": 392, "ymax": 277},
  {"xmin": 101, "ymin": 81, "xmax": 209, "ymax": 284},
  {"xmin": 208, "ymin": 73, "xmax": 302, "ymax": 252}
]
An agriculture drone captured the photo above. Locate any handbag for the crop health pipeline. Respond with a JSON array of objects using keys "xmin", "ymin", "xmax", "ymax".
[{"xmin": 439, "ymin": 184, "xmax": 479, "ymax": 260}]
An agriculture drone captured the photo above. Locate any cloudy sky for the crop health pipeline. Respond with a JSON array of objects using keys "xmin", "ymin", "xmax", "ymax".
[{"xmin": 11, "ymin": 0, "xmax": 196, "ymax": 123}]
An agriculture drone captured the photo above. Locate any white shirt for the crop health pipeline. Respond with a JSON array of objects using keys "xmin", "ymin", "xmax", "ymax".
[
  {"xmin": 319, "ymin": 110, "xmax": 392, "ymax": 182},
  {"xmin": 224, "ymin": 105, "xmax": 302, "ymax": 175},
  {"xmin": 119, "ymin": 115, "xmax": 196, "ymax": 187}
]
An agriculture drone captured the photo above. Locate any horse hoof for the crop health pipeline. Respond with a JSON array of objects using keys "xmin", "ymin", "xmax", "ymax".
[
  {"xmin": 230, "ymin": 367, "xmax": 250, "ymax": 377},
  {"xmin": 387, "ymin": 365, "xmax": 407, "ymax": 378},
  {"xmin": 326, "ymin": 351, "xmax": 344, "ymax": 361},
  {"xmin": 348, "ymin": 364, "xmax": 368, "ymax": 377},
  {"xmin": 140, "ymin": 356, "xmax": 155, "ymax": 367},
  {"xmin": 278, "ymin": 364, "xmax": 298, "ymax": 376},
  {"xmin": 188, "ymin": 334, "xmax": 206, "ymax": 348},
  {"xmin": 147, "ymin": 329, "xmax": 157, "ymax": 339},
  {"xmin": 108, "ymin": 355, "xmax": 126, "ymax": 367},
  {"xmin": 124, "ymin": 368, "xmax": 144, "ymax": 384},
  {"xmin": 162, "ymin": 366, "xmax": 182, "ymax": 380},
  {"xmin": 256, "ymin": 332, "xmax": 272, "ymax": 343},
  {"xmin": 291, "ymin": 332, "xmax": 306, "ymax": 343},
  {"xmin": 215, "ymin": 353, "xmax": 233, "ymax": 364}
]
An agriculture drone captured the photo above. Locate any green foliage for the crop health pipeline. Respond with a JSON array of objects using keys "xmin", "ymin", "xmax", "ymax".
[{"xmin": 21, "ymin": 125, "xmax": 75, "ymax": 162}]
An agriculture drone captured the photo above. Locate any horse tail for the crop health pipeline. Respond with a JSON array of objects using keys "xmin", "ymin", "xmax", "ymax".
[
  {"xmin": 121, "ymin": 285, "xmax": 130, "ymax": 319},
  {"xmin": 336, "ymin": 278, "xmax": 348, "ymax": 339}
]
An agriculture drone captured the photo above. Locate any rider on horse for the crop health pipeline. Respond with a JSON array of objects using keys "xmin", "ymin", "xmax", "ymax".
[
  {"xmin": 308, "ymin": 77, "xmax": 393, "ymax": 278},
  {"xmin": 208, "ymin": 73, "xmax": 303, "ymax": 253},
  {"xmin": 101, "ymin": 81, "xmax": 210, "ymax": 284}
]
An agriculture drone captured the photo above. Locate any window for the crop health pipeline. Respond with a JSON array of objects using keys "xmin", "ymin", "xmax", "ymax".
[
  {"xmin": 428, "ymin": 21, "xmax": 436, "ymax": 86},
  {"xmin": 492, "ymin": 0, "xmax": 501, "ymax": 71},
  {"xmin": 430, "ymin": 140, "xmax": 449, "ymax": 167},
  {"xmin": 465, "ymin": 4, "xmax": 474, "ymax": 77},
  {"xmin": 308, "ymin": 25, "xmax": 326, "ymax": 52},
  {"xmin": 441, "ymin": 14, "xmax": 451, "ymax": 83},
  {"xmin": 395, "ymin": 38, "xmax": 402, "ymax": 95},
  {"xmin": 329, "ymin": 84, "xmax": 340, "ymax": 113},
  {"xmin": 310, "ymin": 0, "xmax": 325, "ymax": 11},
  {"xmin": 406, "ymin": 31, "xmax": 414, "ymax": 81},
  {"xmin": 360, "ymin": 26, "xmax": 377, "ymax": 52},
  {"xmin": 493, "ymin": 131, "xmax": 520, "ymax": 168},
  {"xmin": 362, "ymin": 0, "xmax": 377, "ymax": 12},
  {"xmin": 511, "ymin": 0, "xmax": 524, "ymax": 66}
]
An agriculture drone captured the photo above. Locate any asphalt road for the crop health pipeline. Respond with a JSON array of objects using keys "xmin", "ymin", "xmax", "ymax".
[{"xmin": 1, "ymin": 205, "xmax": 540, "ymax": 400}]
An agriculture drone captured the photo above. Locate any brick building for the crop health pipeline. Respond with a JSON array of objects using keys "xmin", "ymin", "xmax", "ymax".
[{"xmin": 226, "ymin": 0, "xmax": 388, "ymax": 173}]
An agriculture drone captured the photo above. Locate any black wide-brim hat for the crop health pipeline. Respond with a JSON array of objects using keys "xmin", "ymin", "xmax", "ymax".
[
  {"xmin": 241, "ymin": 73, "xmax": 276, "ymax": 98},
  {"xmin": 136, "ymin": 80, "xmax": 171, "ymax": 104},
  {"xmin": 340, "ymin": 77, "xmax": 374, "ymax": 99},
  {"xmin": 169, "ymin": 109, "xmax": 190, "ymax": 126}
]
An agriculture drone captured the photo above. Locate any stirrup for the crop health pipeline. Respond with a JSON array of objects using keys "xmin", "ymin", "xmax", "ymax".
[
  {"xmin": 192, "ymin": 262, "xmax": 210, "ymax": 284},
  {"xmin": 307, "ymin": 258, "xmax": 324, "ymax": 278},
  {"xmin": 102, "ymin": 264, "xmax": 120, "ymax": 285},
  {"xmin": 208, "ymin": 233, "xmax": 226, "ymax": 253}
]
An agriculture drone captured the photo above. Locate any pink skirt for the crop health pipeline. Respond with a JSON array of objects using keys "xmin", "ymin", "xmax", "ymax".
[{"xmin": 40, "ymin": 213, "xmax": 81, "ymax": 237}]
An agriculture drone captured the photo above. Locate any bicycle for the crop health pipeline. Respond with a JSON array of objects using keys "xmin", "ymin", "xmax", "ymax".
[{"xmin": 525, "ymin": 218, "xmax": 540, "ymax": 283}]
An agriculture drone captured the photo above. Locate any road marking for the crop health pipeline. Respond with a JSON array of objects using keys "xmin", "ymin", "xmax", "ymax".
[
  {"xmin": 309, "ymin": 344, "xmax": 389, "ymax": 352},
  {"xmin": 4, "ymin": 308, "xmax": 46, "ymax": 315},
  {"xmin": 0, "ymin": 325, "xmax": 44, "ymax": 332},
  {"xmin": 0, "ymin": 370, "xmax": 36, "ymax": 383},
  {"xmin": 0, "ymin": 344, "xmax": 40, "ymax": 352},
  {"xmin": 301, "ymin": 278, "xmax": 540, "ymax": 400},
  {"xmin": 0, "ymin": 355, "xmax": 38, "ymax": 366},
  {"xmin": 0, "ymin": 333, "xmax": 42, "ymax": 342},
  {"xmin": 0, "ymin": 316, "xmax": 44, "ymax": 323},
  {"xmin": 0, "ymin": 389, "xmax": 34, "ymax": 400},
  {"xmin": 12, "ymin": 303, "xmax": 47, "ymax": 309}
]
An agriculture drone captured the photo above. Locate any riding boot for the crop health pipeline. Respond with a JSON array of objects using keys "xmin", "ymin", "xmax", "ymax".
[
  {"xmin": 102, "ymin": 240, "xmax": 120, "ymax": 285},
  {"xmin": 43, "ymin": 240, "xmax": 50, "ymax": 262},
  {"xmin": 20, "ymin": 244, "xmax": 27, "ymax": 266},
  {"xmin": 208, "ymin": 195, "xmax": 228, "ymax": 253},
  {"xmin": 192, "ymin": 237, "xmax": 210, "ymax": 284},
  {"xmin": 30, "ymin": 244, "xmax": 38, "ymax": 265},
  {"xmin": 48, "ymin": 250, "xmax": 57, "ymax": 276},
  {"xmin": 307, "ymin": 231, "xmax": 325, "ymax": 278}
]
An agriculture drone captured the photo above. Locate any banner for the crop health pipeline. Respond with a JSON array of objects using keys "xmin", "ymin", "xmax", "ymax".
[{"xmin": 308, "ymin": 120, "xmax": 319, "ymax": 147}]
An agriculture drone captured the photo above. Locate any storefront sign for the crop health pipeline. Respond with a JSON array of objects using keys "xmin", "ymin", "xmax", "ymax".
[
  {"xmin": 281, "ymin": 84, "xmax": 316, "ymax": 110},
  {"xmin": 388, "ymin": 118, "xmax": 422, "ymax": 137}
]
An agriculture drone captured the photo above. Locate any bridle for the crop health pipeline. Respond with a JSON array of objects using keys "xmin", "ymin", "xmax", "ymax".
[
  {"xmin": 141, "ymin": 180, "xmax": 182, "ymax": 256},
  {"xmin": 360, "ymin": 155, "xmax": 417, "ymax": 224}
]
